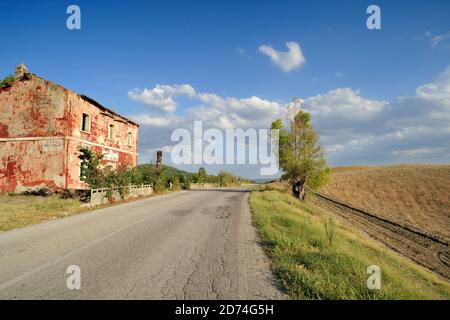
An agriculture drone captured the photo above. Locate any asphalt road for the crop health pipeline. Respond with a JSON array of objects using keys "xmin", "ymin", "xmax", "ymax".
[{"xmin": 0, "ymin": 188, "xmax": 285, "ymax": 299}]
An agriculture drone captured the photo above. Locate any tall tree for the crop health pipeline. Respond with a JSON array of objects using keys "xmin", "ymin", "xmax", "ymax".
[
  {"xmin": 197, "ymin": 167, "xmax": 208, "ymax": 183},
  {"xmin": 271, "ymin": 109, "xmax": 329, "ymax": 200}
]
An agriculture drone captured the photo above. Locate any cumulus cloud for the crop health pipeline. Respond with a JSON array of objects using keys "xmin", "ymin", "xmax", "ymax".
[
  {"xmin": 130, "ymin": 115, "xmax": 182, "ymax": 128},
  {"xmin": 129, "ymin": 65, "xmax": 450, "ymax": 171},
  {"xmin": 416, "ymin": 66, "xmax": 450, "ymax": 100},
  {"xmin": 258, "ymin": 41, "xmax": 306, "ymax": 72},
  {"xmin": 307, "ymin": 66, "xmax": 450, "ymax": 165},
  {"xmin": 193, "ymin": 93, "xmax": 284, "ymax": 128},
  {"xmin": 128, "ymin": 84, "xmax": 196, "ymax": 113},
  {"xmin": 129, "ymin": 85, "xmax": 285, "ymax": 166},
  {"xmin": 303, "ymin": 88, "xmax": 388, "ymax": 121}
]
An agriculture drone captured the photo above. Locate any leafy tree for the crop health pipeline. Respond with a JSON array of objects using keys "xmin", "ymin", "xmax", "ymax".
[
  {"xmin": 153, "ymin": 178, "xmax": 167, "ymax": 192},
  {"xmin": 78, "ymin": 147, "xmax": 104, "ymax": 189},
  {"xmin": 180, "ymin": 174, "xmax": 191, "ymax": 189},
  {"xmin": 171, "ymin": 176, "xmax": 181, "ymax": 190},
  {"xmin": 197, "ymin": 167, "xmax": 207, "ymax": 183},
  {"xmin": 103, "ymin": 164, "xmax": 132, "ymax": 198},
  {"xmin": 217, "ymin": 171, "xmax": 238, "ymax": 187},
  {"xmin": 207, "ymin": 175, "xmax": 218, "ymax": 184},
  {"xmin": 133, "ymin": 164, "xmax": 156, "ymax": 185},
  {"xmin": 271, "ymin": 109, "xmax": 329, "ymax": 200}
]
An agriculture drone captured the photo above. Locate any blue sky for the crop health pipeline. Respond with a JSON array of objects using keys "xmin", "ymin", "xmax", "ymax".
[{"xmin": 1, "ymin": 0, "xmax": 449, "ymax": 178}]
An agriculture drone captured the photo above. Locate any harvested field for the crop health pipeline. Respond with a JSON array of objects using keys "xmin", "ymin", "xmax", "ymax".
[
  {"xmin": 310, "ymin": 191, "xmax": 450, "ymax": 279},
  {"xmin": 320, "ymin": 165, "xmax": 450, "ymax": 241}
]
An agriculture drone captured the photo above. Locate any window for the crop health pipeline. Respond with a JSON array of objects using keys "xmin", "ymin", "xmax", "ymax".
[
  {"xmin": 128, "ymin": 132, "xmax": 132, "ymax": 146},
  {"xmin": 81, "ymin": 113, "xmax": 90, "ymax": 132},
  {"xmin": 108, "ymin": 124, "xmax": 114, "ymax": 140}
]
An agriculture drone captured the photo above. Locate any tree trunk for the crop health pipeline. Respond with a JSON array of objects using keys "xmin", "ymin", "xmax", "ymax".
[
  {"xmin": 292, "ymin": 180, "xmax": 306, "ymax": 201},
  {"xmin": 300, "ymin": 184, "xmax": 306, "ymax": 201}
]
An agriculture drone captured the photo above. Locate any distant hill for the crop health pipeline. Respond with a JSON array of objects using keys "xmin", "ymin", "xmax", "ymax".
[
  {"xmin": 320, "ymin": 164, "xmax": 450, "ymax": 240},
  {"xmin": 161, "ymin": 165, "xmax": 196, "ymax": 177}
]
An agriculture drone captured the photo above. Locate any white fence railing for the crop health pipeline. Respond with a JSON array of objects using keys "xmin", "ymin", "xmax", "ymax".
[{"xmin": 90, "ymin": 184, "xmax": 153, "ymax": 206}]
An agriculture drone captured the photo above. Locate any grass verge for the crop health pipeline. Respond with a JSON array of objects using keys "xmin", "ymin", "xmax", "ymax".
[
  {"xmin": 0, "ymin": 190, "xmax": 178, "ymax": 232},
  {"xmin": 0, "ymin": 194, "xmax": 85, "ymax": 232},
  {"xmin": 249, "ymin": 187, "xmax": 450, "ymax": 299}
]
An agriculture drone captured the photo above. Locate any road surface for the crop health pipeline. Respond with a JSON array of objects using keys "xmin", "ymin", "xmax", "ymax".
[{"xmin": 0, "ymin": 188, "xmax": 285, "ymax": 299}]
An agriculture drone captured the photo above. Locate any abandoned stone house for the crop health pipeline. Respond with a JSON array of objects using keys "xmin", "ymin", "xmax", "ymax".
[{"xmin": 0, "ymin": 64, "xmax": 139, "ymax": 193}]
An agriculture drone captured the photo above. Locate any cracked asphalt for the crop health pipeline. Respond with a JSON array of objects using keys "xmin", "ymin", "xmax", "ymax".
[{"xmin": 0, "ymin": 187, "xmax": 285, "ymax": 299}]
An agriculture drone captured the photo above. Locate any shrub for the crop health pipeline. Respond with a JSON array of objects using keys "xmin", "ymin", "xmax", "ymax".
[
  {"xmin": 78, "ymin": 147, "xmax": 247, "ymax": 195},
  {"xmin": 0, "ymin": 75, "xmax": 15, "ymax": 88}
]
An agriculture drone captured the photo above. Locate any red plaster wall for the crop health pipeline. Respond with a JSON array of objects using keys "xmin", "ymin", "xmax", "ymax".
[
  {"xmin": 0, "ymin": 75, "xmax": 139, "ymax": 192},
  {"xmin": 0, "ymin": 140, "xmax": 65, "ymax": 193},
  {"xmin": 0, "ymin": 76, "xmax": 68, "ymax": 139},
  {"xmin": 64, "ymin": 91, "xmax": 139, "ymax": 190}
]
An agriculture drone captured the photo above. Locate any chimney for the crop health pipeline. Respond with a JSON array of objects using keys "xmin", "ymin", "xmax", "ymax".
[
  {"xmin": 15, "ymin": 63, "xmax": 29, "ymax": 78},
  {"xmin": 155, "ymin": 150, "xmax": 163, "ymax": 173}
]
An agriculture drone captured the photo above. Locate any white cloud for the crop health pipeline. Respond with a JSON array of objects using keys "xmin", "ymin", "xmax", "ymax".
[
  {"xmin": 258, "ymin": 41, "xmax": 306, "ymax": 72},
  {"xmin": 417, "ymin": 30, "xmax": 450, "ymax": 48},
  {"xmin": 392, "ymin": 147, "xmax": 449, "ymax": 157},
  {"xmin": 325, "ymin": 144, "xmax": 344, "ymax": 153},
  {"xmin": 431, "ymin": 31, "xmax": 450, "ymax": 48},
  {"xmin": 129, "ymin": 65, "xmax": 450, "ymax": 169},
  {"xmin": 189, "ymin": 93, "xmax": 284, "ymax": 129},
  {"xmin": 129, "ymin": 85, "xmax": 285, "ymax": 167},
  {"xmin": 129, "ymin": 91, "xmax": 302, "ymax": 168},
  {"xmin": 416, "ymin": 66, "xmax": 450, "ymax": 101},
  {"xmin": 130, "ymin": 115, "xmax": 182, "ymax": 128},
  {"xmin": 303, "ymin": 88, "xmax": 388, "ymax": 121},
  {"xmin": 308, "ymin": 66, "xmax": 450, "ymax": 165},
  {"xmin": 128, "ymin": 84, "xmax": 196, "ymax": 113}
]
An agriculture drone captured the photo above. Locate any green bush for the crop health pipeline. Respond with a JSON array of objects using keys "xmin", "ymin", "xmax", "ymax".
[
  {"xmin": 0, "ymin": 75, "xmax": 15, "ymax": 88},
  {"xmin": 78, "ymin": 147, "xmax": 249, "ymax": 194}
]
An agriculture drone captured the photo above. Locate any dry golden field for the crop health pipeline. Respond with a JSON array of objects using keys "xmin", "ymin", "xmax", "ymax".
[{"xmin": 320, "ymin": 165, "xmax": 450, "ymax": 241}]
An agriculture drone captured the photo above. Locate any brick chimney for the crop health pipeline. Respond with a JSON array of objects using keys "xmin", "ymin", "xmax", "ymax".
[
  {"xmin": 15, "ymin": 63, "xmax": 29, "ymax": 78},
  {"xmin": 155, "ymin": 150, "xmax": 163, "ymax": 173}
]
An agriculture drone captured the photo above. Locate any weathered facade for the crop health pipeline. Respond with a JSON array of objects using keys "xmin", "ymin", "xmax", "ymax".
[{"xmin": 0, "ymin": 64, "xmax": 139, "ymax": 193}]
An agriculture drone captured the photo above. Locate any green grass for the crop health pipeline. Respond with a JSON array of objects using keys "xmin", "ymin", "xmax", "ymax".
[
  {"xmin": 0, "ymin": 194, "xmax": 85, "ymax": 232},
  {"xmin": 249, "ymin": 188, "xmax": 450, "ymax": 299},
  {"xmin": 0, "ymin": 189, "xmax": 179, "ymax": 232}
]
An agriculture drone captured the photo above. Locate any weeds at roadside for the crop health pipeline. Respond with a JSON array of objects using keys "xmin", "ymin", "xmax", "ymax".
[{"xmin": 249, "ymin": 188, "xmax": 450, "ymax": 299}]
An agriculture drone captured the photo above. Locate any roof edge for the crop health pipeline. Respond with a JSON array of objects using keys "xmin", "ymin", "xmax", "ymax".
[{"xmin": 31, "ymin": 74, "xmax": 139, "ymax": 127}]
